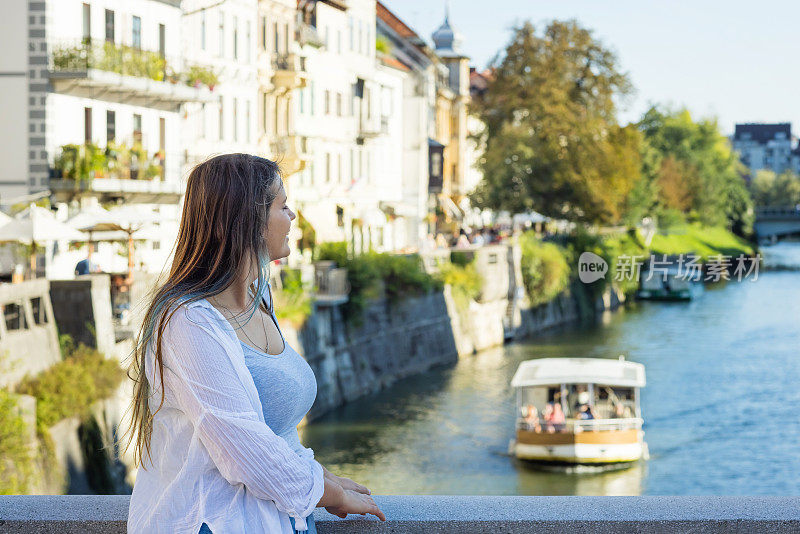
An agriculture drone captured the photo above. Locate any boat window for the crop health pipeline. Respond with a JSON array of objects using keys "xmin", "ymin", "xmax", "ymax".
[{"xmin": 595, "ymin": 386, "xmax": 635, "ymax": 418}]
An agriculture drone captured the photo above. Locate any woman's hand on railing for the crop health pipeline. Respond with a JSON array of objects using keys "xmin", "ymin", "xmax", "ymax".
[{"xmin": 325, "ymin": 489, "xmax": 386, "ymax": 522}]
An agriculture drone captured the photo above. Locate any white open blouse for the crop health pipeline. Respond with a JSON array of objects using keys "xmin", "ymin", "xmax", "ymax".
[{"xmin": 127, "ymin": 290, "xmax": 324, "ymax": 534}]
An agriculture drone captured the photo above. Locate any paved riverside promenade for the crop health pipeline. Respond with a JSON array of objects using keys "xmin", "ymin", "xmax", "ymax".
[{"xmin": 2, "ymin": 495, "xmax": 800, "ymax": 533}]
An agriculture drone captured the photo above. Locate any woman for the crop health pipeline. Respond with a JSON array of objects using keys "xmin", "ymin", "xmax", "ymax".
[{"xmin": 121, "ymin": 154, "xmax": 385, "ymax": 533}]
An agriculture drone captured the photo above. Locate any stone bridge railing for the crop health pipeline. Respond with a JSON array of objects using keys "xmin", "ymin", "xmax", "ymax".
[{"xmin": 2, "ymin": 495, "xmax": 800, "ymax": 533}]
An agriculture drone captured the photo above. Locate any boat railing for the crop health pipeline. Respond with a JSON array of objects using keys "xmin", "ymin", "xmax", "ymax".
[{"xmin": 517, "ymin": 417, "xmax": 643, "ymax": 433}]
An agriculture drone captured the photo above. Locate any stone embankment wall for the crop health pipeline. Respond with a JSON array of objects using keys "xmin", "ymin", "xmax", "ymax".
[{"xmin": 286, "ymin": 244, "xmax": 626, "ymax": 421}]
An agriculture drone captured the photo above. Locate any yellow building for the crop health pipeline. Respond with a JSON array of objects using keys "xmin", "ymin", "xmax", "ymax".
[{"xmin": 431, "ymin": 8, "xmax": 470, "ymax": 230}]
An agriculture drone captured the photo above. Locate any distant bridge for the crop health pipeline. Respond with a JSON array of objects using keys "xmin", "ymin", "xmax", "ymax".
[{"xmin": 754, "ymin": 206, "xmax": 800, "ymax": 240}]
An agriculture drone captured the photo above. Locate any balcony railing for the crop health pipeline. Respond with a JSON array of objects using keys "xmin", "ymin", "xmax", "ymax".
[
  {"xmin": 48, "ymin": 40, "xmax": 217, "ymax": 109},
  {"xmin": 312, "ymin": 261, "xmax": 350, "ymax": 306},
  {"xmin": 270, "ymin": 53, "xmax": 308, "ymax": 91},
  {"xmin": 49, "ymin": 143, "xmax": 184, "ymax": 203}
]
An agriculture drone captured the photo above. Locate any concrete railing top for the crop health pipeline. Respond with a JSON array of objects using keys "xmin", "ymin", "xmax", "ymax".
[{"xmin": 2, "ymin": 495, "xmax": 800, "ymax": 533}]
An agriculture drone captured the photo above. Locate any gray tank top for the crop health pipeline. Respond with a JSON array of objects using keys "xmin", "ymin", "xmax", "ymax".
[{"xmin": 240, "ymin": 290, "xmax": 317, "ymax": 455}]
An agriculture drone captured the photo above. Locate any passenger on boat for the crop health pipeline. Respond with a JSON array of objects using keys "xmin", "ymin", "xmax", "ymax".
[
  {"xmin": 576, "ymin": 391, "xmax": 598, "ymax": 420},
  {"xmin": 543, "ymin": 402, "xmax": 566, "ymax": 433},
  {"xmin": 523, "ymin": 404, "xmax": 541, "ymax": 432}
]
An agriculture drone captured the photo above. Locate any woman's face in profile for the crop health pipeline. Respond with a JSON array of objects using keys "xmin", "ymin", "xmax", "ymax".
[{"xmin": 265, "ymin": 181, "xmax": 296, "ymax": 261}]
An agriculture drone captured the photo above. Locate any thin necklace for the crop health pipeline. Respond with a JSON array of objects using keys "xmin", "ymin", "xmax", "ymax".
[{"xmin": 212, "ymin": 295, "xmax": 270, "ymax": 355}]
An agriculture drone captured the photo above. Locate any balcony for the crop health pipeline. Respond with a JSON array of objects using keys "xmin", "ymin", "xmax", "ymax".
[
  {"xmin": 48, "ymin": 143, "xmax": 183, "ymax": 204},
  {"xmin": 48, "ymin": 40, "xmax": 216, "ymax": 111},
  {"xmin": 270, "ymin": 53, "xmax": 308, "ymax": 92},
  {"xmin": 266, "ymin": 135, "xmax": 309, "ymax": 176}
]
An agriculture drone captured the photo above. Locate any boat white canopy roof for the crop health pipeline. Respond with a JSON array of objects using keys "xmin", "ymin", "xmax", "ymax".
[{"xmin": 511, "ymin": 358, "xmax": 646, "ymax": 388}]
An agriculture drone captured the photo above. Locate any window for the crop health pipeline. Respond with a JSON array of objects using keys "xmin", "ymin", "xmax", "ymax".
[
  {"xmin": 337, "ymin": 29, "xmax": 341, "ymax": 54},
  {"xmin": 106, "ymin": 110, "xmax": 115, "ymax": 142},
  {"xmin": 336, "ymin": 92, "xmax": 342, "ymax": 116},
  {"xmin": 260, "ymin": 16, "xmax": 267, "ymax": 51},
  {"xmin": 30, "ymin": 297, "xmax": 47, "ymax": 325},
  {"xmin": 246, "ymin": 21, "xmax": 251, "ymax": 62},
  {"xmin": 201, "ymin": 12, "xmax": 206, "ymax": 50},
  {"xmin": 218, "ymin": 12, "xmax": 224, "ymax": 57},
  {"xmin": 261, "ymin": 92, "xmax": 267, "ymax": 135},
  {"xmin": 218, "ymin": 97, "xmax": 224, "ymax": 140},
  {"xmin": 153, "ymin": 241, "xmax": 161, "ymax": 250},
  {"xmin": 159, "ymin": 117, "xmax": 165, "ymax": 163},
  {"xmin": 324, "ymin": 90, "xmax": 330, "ymax": 114},
  {"xmin": 132, "ymin": 16, "xmax": 141, "ymax": 48},
  {"xmin": 233, "ymin": 16, "xmax": 238, "ymax": 60},
  {"xmin": 273, "ymin": 22, "xmax": 279, "ymax": 53},
  {"xmin": 233, "ymin": 97, "xmax": 238, "ymax": 142},
  {"xmin": 84, "ymin": 107, "xmax": 92, "ymax": 142},
  {"xmin": 246, "ymin": 100, "xmax": 251, "ymax": 142},
  {"xmin": 348, "ymin": 17, "xmax": 354, "ymax": 51},
  {"xmin": 105, "ymin": 9, "xmax": 115, "ymax": 42},
  {"xmin": 158, "ymin": 24, "xmax": 165, "ymax": 57},
  {"xmin": 310, "ymin": 81, "xmax": 315, "ymax": 115},
  {"xmin": 82, "ymin": 3, "xmax": 91, "ymax": 43},
  {"xmin": 284, "ymin": 22, "xmax": 289, "ymax": 53},
  {"xmin": 299, "ymin": 87, "xmax": 305, "ymax": 114},
  {"xmin": 4, "ymin": 302, "xmax": 28, "ymax": 331},
  {"xmin": 325, "ymin": 153, "xmax": 331, "ymax": 182},
  {"xmin": 133, "ymin": 113, "xmax": 142, "ymax": 142},
  {"xmin": 337, "ymin": 153, "xmax": 342, "ymax": 183},
  {"xmin": 336, "ymin": 205, "xmax": 344, "ymax": 227}
]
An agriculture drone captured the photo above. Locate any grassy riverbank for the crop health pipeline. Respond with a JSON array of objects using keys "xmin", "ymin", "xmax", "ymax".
[{"xmin": 647, "ymin": 223, "xmax": 755, "ymax": 260}]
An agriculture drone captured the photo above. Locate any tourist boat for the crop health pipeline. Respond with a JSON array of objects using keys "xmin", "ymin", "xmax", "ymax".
[
  {"xmin": 637, "ymin": 255, "xmax": 702, "ymax": 301},
  {"xmin": 509, "ymin": 357, "xmax": 647, "ymax": 465}
]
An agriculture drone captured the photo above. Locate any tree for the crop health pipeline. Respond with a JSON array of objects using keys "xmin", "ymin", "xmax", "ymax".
[
  {"xmin": 749, "ymin": 169, "xmax": 800, "ymax": 208},
  {"xmin": 470, "ymin": 20, "xmax": 641, "ymax": 224},
  {"xmin": 638, "ymin": 106, "xmax": 753, "ymax": 234}
]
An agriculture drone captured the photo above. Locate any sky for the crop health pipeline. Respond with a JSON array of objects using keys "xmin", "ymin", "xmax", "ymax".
[{"xmin": 381, "ymin": 0, "xmax": 800, "ymax": 136}]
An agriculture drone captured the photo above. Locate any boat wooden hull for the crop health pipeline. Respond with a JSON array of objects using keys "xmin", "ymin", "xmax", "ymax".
[{"xmin": 511, "ymin": 429, "xmax": 646, "ymax": 464}]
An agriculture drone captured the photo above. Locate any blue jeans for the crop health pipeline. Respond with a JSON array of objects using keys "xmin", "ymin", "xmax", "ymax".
[{"xmin": 199, "ymin": 515, "xmax": 316, "ymax": 533}]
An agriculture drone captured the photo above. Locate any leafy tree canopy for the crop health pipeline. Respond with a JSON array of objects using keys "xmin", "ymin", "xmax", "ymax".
[
  {"xmin": 470, "ymin": 20, "xmax": 641, "ymax": 224},
  {"xmin": 638, "ymin": 106, "xmax": 753, "ymax": 234}
]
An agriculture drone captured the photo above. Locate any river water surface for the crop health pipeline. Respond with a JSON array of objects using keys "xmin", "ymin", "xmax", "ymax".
[{"xmin": 301, "ymin": 242, "xmax": 800, "ymax": 495}]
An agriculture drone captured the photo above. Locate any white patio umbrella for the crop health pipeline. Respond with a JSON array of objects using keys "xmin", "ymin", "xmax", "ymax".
[
  {"xmin": 0, "ymin": 204, "xmax": 87, "ymax": 276},
  {"xmin": 99, "ymin": 205, "xmax": 162, "ymax": 281},
  {"xmin": 68, "ymin": 204, "xmax": 163, "ymax": 281}
]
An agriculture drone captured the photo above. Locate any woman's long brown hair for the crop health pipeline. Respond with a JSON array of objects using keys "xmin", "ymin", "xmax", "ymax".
[{"xmin": 118, "ymin": 153, "xmax": 282, "ymax": 470}]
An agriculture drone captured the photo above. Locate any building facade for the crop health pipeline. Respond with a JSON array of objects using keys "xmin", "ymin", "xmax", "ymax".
[{"xmin": 732, "ymin": 123, "xmax": 800, "ymax": 178}]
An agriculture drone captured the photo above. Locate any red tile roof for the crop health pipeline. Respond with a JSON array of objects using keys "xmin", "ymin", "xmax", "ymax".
[{"xmin": 376, "ymin": 1, "xmax": 421, "ymax": 41}]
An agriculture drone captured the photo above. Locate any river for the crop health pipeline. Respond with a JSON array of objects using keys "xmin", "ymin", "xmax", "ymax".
[{"xmin": 300, "ymin": 242, "xmax": 800, "ymax": 496}]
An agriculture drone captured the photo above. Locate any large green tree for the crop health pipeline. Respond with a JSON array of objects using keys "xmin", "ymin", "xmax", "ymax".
[
  {"xmin": 638, "ymin": 106, "xmax": 753, "ymax": 234},
  {"xmin": 470, "ymin": 20, "xmax": 641, "ymax": 224}
]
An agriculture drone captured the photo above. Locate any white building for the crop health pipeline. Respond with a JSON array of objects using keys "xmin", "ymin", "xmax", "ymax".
[
  {"xmin": 0, "ymin": 0, "xmax": 215, "ymax": 278},
  {"xmin": 732, "ymin": 123, "xmax": 799, "ymax": 178},
  {"xmin": 182, "ymin": 0, "xmax": 260, "ymax": 166},
  {"xmin": 293, "ymin": 0, "xmax": 404, "ymax": 254}
]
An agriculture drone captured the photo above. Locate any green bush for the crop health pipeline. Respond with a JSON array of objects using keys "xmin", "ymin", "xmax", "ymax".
[
  {"xmin": 314, "ymin": 243, "xmax": 438, "ymax": 324},
  {"xmin": 0, "ymin": 389, "xmax": 35, "ymax": 494},
  {"xmin": 314, "ymin": 241, "xmax": 349, "ymax": 267},
  {"xmin": 437, "ymin": 262, "xmax": 483, "ymax": 304},
  {"xmin": 15, "ymin": 343, "xmax": 125, "ymax": 431},
  {"xmin": 519, "ymin": 232, "xmax": 570, "ymax": 307},
  {"xmin": 273, "ymin": 269, "xmax": 312, "ymax": 327}
]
